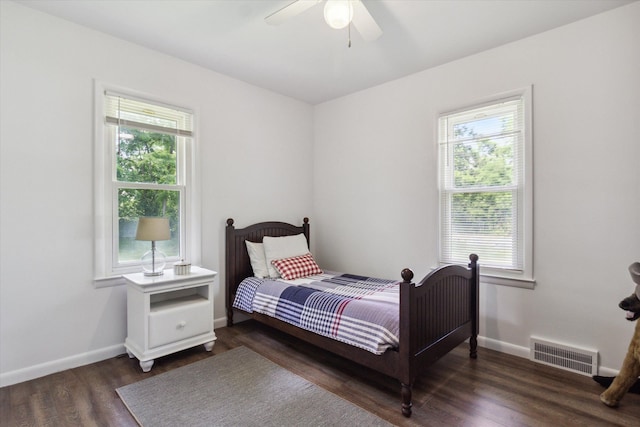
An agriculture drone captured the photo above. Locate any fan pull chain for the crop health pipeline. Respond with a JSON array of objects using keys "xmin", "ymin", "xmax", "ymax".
[{"xmin": 348, "ymin": 20, "xmax": 352, "ymax": 48}]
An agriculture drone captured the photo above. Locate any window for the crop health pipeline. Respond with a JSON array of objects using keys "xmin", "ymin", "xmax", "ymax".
[
  {"xmin": 94, "ymin": 85, "xmax": 197, "ymax": 284},
  {"xmin": 438, "ymin": 88, "xmax": 533, "ymax": 286}
]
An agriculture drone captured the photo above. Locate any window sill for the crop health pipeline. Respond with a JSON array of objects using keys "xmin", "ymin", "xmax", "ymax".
[
  {"xmin": 480, "ymin": 273, "xmax": 536, "ymax": 289},
  {"xmin": 94, "ymin": 266, "xmax": 175, "ymax": 288},
  {"xmin": 94, "ymin": 275, "xmax": 125, "ymax": 288}
]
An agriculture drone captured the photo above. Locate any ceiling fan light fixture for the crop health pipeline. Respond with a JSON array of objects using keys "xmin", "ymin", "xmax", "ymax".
[{"xmin": 324, "ymin": 0, "xmax": 353, "ymax": 30}]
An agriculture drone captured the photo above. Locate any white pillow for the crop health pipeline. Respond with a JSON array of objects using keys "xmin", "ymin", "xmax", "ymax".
[
  {"xmin": 263, "ymin": 234, "xmax": 309, "ymax": 278},
  {"xmin": 245, "ymin": 241, "xmax": 269, "ymax": 278}
]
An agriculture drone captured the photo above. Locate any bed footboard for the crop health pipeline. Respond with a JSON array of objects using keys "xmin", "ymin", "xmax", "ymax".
[{"xmin": 398, "ymin": 254, "xmax": 479, "ymax": 416}]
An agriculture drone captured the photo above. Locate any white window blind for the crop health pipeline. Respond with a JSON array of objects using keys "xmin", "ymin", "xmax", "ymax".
[
  {"xmin": 104, "ymin": 92, "xmax": 193, "ymax": 137},
  {"xmin": 438, "ymin": 95, "xmax": 528, "ymax": 272}
]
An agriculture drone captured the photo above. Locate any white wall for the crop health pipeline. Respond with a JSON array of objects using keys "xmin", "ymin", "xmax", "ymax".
[
  {"xmin": 313, "ymin": 2, "xmax": 640, "ymax": 372},
  {"xmin": 0, "ymin": 2, "xmax": 313, "ymax": 386}
]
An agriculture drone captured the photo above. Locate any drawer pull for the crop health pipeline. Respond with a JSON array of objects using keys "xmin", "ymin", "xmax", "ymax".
[{"xmin": 177, "ymin": 321, "xmax": 187, "ymax": 329}]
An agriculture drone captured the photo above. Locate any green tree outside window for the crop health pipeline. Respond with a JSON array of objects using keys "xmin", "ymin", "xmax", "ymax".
[{"xmin": 116, "ymin": 128, "xmax": 180, "ymax": 262}]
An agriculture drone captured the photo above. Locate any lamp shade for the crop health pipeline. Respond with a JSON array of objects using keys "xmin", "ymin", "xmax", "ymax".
[
  {"xmin": 135, "ymin": 217, "xmax": 170, "ymax": 241},
  {"xmin": 324, "ymin": 0, "xmax": 353, "ymax": 30}
]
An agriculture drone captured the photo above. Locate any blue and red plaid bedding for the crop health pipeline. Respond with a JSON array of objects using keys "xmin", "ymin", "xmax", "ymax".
[{"xmin": 233, "ymin": 272, "xmax": 400, "ymax": 354}]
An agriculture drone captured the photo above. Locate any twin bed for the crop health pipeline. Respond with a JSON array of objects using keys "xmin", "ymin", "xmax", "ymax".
[{"xmin": 225, "ymin": 217, "xmax": 479, "ymax": 417}]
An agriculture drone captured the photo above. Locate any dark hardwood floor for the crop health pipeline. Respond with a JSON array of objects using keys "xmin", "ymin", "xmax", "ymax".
[{"xmin": 2, "ymin": 320, "xmax": 639, "ymax": 426}]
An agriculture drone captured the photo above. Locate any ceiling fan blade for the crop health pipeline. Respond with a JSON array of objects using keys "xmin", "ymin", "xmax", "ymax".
[
  {"xmin": 351, "ymin": 0, "xmax": 382, "ymax": 42},
  {"xmin": 265, "ymin": 0, "xmax": 322, "ymax": 26}
]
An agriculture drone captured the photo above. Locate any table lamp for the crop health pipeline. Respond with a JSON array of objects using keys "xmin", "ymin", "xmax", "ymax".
[{"xmin": 135, "ymin": 217, "xmax": 170, "ymax": 276}]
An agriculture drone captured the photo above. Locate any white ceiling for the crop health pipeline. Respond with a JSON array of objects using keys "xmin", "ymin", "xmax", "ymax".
[{"xmin": 16, "ymin": 0, "xmax": 635, "ymax": 104}]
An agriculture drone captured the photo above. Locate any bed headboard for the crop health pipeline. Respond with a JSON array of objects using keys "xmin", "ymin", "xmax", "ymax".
[{"xmin": 225, "ymin": 217, "xmax": 310, "ymax": 326}]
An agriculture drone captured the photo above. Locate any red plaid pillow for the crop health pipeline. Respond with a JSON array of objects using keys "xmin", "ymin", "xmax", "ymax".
[{"xmin": 271, "ymin": 253, "xmax": 323, "ymax": 280}]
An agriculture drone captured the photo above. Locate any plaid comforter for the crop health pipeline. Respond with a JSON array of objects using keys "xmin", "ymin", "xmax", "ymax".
[{"xmin": 233, "ymin": 272, "xmax": 400, "ymax": 354}]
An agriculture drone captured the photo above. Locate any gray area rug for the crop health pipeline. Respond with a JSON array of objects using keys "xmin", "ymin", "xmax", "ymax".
[{"xmin": 116, "ymin": 346, "xmax": 392, "ymax": 426}]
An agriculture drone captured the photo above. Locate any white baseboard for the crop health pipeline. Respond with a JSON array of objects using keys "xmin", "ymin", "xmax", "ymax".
[
  {"xmin": 478, "ymin": 335, "xmax": 531, "ymax": 359},
  {"xmin": 1, "ymin": 330, "xmax": 620, "ymax": 388},
  {"xmin": 2, "ymin": 317, "xmax": 229, "ymax": 388},
  {"xmin": 214, "ymin": 316, "xmax": 228, "ymax": 330},
  {"xmin": 597, "ymin": 367, "xmax": 620, "ymax": 377},
  {"xmin": 0, "ymin": 343, "xmax": 125, "ymax": 387}
]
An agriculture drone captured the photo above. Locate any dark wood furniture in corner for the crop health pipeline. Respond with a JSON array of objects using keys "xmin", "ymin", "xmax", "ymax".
[{"xmin": 225, "ymin": 217, "xmax": 479, "ymax": 417}]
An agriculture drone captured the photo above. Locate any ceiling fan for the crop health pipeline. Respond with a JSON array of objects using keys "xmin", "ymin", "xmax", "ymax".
[{"xmin": 265, "ymin": 0, "xmax": 382, "ymax": 43}]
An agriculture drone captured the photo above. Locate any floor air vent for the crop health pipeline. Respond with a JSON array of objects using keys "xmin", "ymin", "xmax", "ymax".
[{"xmin": 530, "ymin": 337, "xmax": 598, "ymax": 376}]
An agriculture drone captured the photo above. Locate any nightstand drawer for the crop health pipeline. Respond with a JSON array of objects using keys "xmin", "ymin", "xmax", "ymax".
[{"xmin": 148, "ymin": 300, "xmax": 210, "ymax": 348}]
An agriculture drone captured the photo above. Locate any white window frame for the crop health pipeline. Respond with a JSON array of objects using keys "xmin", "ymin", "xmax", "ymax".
[
  {"xmin": 93, "ymin": 81, "xmax": 201, "ymax": 287},
  {"xmin": 437, "ymin": 87, "xmax": 534, "ymax": 289}
]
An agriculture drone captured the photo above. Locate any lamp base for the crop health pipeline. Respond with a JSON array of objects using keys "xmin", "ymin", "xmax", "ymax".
[
  {"xmin": 143, "ymin": 270, "xmax": 164, "ymax": 277},
  {"xmin": 141, "ymin": 246, "xmax": 166, "ymax": 276}
]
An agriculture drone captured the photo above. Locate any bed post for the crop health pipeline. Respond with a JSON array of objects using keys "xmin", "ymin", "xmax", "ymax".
[
  {"xmin": 399, "ymin": 267, "xmax": 415, "ymax": 417},
  {"xmin": 226, "ymin": 218, "xmax": 236, "ymax": 327},
  {"xmin": 302, "ymin": 217, "xmax": 310, "ymax": 246},
  {"xmin": 469, "ymin": 253, "xmax": 479, "ymax": 359}
]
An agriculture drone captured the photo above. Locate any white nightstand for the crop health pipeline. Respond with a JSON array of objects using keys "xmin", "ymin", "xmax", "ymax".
[{"xmin": 123, "ymin": 266, "xmax": 217, "ymax": 372}]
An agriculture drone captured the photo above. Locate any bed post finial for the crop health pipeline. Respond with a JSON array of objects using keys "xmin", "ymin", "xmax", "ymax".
[
  {"xmin": 303, "ymin": 217, "xmax": 309, "ymax": 224},
  {"xmin": 469, "ymin": 253, "xmax": 478, "ymax": 266},
  {"xmin": 401, "ymin": 268, "xmax": 414, "ymax": 283},
  {"xmin": 227, "ymin": 218, "xmax": 234, "ymax": 227}
]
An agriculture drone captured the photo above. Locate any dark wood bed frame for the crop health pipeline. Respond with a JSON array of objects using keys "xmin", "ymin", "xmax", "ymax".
[{"xmin": 225, "ymin": 217, "xmax": 479, "ymax": 417}]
